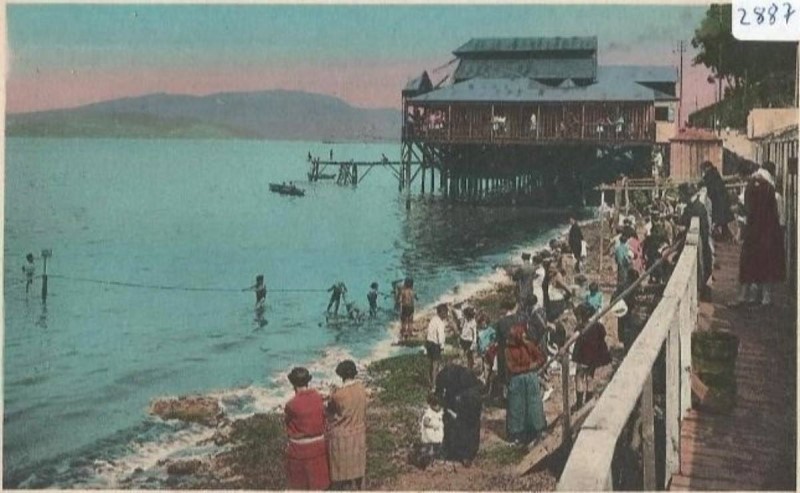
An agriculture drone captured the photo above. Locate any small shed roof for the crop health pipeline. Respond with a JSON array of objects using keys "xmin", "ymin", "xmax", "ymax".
[
  {"xmin": 453, "ymin": 36, "xmax": 597, "ymax": 55},
  {"xmin": 410, "ymin": 65, "xmax": 675, "ymax": 104}
]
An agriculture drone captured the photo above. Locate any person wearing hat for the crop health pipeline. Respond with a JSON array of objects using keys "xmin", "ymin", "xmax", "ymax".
[
  {"xmin": 327, "ymin": 360, "xmax": 367, "ymax": 490},
  {"xmin": 284, "ymin": 367, "xmax": 330, "ymax": 490},
  {"xmin": 571, "ymin": 303, "xmax": 611, "ymax": 410}
]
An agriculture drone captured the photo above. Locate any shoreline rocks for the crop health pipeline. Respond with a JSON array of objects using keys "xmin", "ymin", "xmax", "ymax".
[{"xmin": 150, "ymin": 395, "xmax": 223, "ymax": 426}]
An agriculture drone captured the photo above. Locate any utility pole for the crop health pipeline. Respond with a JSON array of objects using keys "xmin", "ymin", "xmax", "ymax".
[{"xmin": 676, "ymin": 40, "xmax": 686, "ymax": 128}]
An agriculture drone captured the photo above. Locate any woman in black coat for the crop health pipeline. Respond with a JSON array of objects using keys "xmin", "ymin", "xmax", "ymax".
[
  {"xmin": 700, "ymin": 161, "xmax": 734, "ymax": 240},
  {"xmin": 435, "ymin": 364, "xmax": 483, "ymax": 466}
]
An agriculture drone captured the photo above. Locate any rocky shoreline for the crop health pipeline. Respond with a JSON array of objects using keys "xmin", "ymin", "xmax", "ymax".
[{"xmin": 136, "ymin": 218, "xmax": 637, "ymax": 490}]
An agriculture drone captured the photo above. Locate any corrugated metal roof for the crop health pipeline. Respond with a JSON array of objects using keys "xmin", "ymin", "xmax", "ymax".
[
  {"xmin": 453, "ymin": 57, "xmax": 596, "ymax": 81},
  {"xmin": 453, "ymin": 37, "xmax": 597, "ymax": 55},
  {"xmin": 409, "ymin": 65, "xmax": 675, "ymax": 104},
  {"xmin": 604, "ymin": 65, "xmax": 677, "ymax": 84}
]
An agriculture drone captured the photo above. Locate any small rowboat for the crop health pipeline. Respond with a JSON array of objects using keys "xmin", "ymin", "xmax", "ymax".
[{"xmin": 269, "ymin": 183, "xmax": 306, "ymax": 197}]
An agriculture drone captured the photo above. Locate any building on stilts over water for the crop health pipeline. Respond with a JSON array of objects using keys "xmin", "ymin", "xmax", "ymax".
[{"xmin": 401, "ymin": 36, "xmax": 679, "ymax": 205}]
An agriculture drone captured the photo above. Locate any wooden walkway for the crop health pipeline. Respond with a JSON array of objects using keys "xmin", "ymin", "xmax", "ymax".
[{"xmin": 670, "ymin": 241, "xmax": 796, "ymax": 490}]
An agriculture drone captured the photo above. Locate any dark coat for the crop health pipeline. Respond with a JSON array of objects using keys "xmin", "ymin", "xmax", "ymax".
[
  {"xmin": 740, "ymin": 176, "xmax": 785, "ymax": 283},
  {"xmin": 572, "ymin": 322, "xmax": 612, "ymax": 368},
  {"xmin": 680, "ymin": 199, "xmax": 713, "ymax": 284},
  {"xmin": 568, "ymin": 223, "xmax": 584, "ymax": 257},
  {"xmin": 435, "ymin": 365, "xmax": 482, "ymax": 462},
  {"xmin": 702, "ymin": 167, "xmax": 734, "ymax": 227}
]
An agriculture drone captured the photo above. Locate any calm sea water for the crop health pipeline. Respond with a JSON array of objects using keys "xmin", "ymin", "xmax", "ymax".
[{"xmin": 4, "ymin": 137, "xmax": 567, "ymax": 487}]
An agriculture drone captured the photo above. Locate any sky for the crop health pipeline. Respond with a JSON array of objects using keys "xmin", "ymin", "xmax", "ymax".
[{"xmin": 7, "ymin": 4, "xmax": 718, "ymax": 114}]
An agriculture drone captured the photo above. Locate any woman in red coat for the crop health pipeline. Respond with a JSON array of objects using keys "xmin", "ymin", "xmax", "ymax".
[
  {"xmin": 284, "ymin": 367, "xmax": 330, "ymax": 490},
  {"xmin": 571, "ymin": 303, "xmax": 611, "ymax": 409}
]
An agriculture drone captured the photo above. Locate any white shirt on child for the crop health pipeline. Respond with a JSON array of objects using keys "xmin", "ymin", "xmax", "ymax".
[
  {"xmin": 426, "ymin": 315, "xmax": 447, "ymax": 346},
  {"xmin": 420, "ymin": 407, "xmax": 444, "ymax": 444},
  {"xmin": 460, "ymin": 318, "xmax": 477, "ymax": 345}
]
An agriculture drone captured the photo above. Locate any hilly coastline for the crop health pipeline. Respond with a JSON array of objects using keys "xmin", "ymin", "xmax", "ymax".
[{"xmin": 6, "ymin": 90, "xmax": 400, "ymax": 142}]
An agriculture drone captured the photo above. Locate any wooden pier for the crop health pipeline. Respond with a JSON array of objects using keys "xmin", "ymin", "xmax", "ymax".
[{"xmin": 669, "ymin": 242, "xmax": 796, "ymax": 490}]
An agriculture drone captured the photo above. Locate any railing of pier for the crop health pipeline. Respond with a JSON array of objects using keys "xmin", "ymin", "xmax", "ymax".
[{"xmin": 557, "ymin": 217, "xmax": 701, "ymax": 491}]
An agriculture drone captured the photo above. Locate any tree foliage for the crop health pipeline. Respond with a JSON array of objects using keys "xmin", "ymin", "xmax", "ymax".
[{"xmin": 691, "ymin": 4, "xmax": 797, "ymax": 93}]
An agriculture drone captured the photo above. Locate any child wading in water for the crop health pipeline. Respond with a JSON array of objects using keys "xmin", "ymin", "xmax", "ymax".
[
  {"xmin": 399, "ymin": 278, "xmax": 416, "ymax": 341},
  {"xmin": 571, "ymin": 303, "xmax": 611, "ymax": 410},
  {"xmin": 245, "ymin": 275, "xmax": 267, "ymax": 309},
  {"xmin": 367, "ymin": 282, "xmax": 379, "ymax": 318},
  {"xmin": 22, "ymin": 253, "xmax": 35, "ymax": 294}
]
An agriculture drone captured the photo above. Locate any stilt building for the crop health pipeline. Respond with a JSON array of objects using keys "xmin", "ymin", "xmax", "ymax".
[{"xmin": 401, "ymin": 36, "xmax": 679, "ymax": 203}]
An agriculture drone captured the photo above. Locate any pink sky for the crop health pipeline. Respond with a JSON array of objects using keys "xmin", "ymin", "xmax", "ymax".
[{"xmin": 8, "ymin": 53, "xmax": 716, "ymax": 116}]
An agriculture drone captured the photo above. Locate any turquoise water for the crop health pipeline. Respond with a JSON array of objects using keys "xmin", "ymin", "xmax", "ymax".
[{"xmin": 4, "ymin": 138, "xmax": 565, "ymax": 487}]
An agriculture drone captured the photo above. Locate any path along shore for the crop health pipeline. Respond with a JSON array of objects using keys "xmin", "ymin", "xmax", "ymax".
[{"xmin": 139, "ymin": 218, "xmax": 649, "ymax": 490}]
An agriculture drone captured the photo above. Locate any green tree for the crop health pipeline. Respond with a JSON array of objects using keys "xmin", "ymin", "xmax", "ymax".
[{"xmin": 691, "ymin": 4, "xmax": 797, "ymax": 95}]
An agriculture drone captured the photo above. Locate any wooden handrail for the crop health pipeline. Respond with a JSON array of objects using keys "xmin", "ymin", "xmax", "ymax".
[{"xmin": 557, "ymin": 217, "xmax": 700, "ymax": 490}]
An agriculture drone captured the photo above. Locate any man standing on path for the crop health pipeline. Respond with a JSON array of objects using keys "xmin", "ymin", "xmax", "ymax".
[{"xmin": 568, "ymin": 215, "xmax": 584, "ymax": 274}]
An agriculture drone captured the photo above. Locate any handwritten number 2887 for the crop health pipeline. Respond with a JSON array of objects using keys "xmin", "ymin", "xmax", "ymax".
[{"xmin": 738, "ymin": 3, "xmax": 796, "ymax": 25}]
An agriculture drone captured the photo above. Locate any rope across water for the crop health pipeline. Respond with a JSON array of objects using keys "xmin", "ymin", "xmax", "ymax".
[{"xmin": 44, "ymin": 274, "xmax": 329, "ymax": 293}]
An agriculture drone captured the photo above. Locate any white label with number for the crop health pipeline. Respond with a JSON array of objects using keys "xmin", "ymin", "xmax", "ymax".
[{"xmin": 733, "ymin": 0, "xmax": 800, "ymax": 40}]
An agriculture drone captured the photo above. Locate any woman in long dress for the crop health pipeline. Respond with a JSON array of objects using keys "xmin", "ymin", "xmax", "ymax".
[
  {"xmin": 435, "ymin": 364, "xmax": 483, "ymax": 467},
  {"xmin": 327, "ymin": 360, "xmax": 367, "ymax": 489},
  {"xmin": 504, "ymin": 323, "xmax": 547, "ymax": 446},
  {"xmin": 284, "ymin": 367, "xmax": 330, "ymax": 490}
]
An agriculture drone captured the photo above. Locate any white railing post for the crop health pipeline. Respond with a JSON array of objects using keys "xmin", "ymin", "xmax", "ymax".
[
  {"xmin": 641, "ymin": 372, "xmax": 656, "ymax": 490},
  {"xmin": 665, "ymin": 322, "xmax": 681, "ymax": 484},
  {"xmin": 681, "ymin": 219, "xmax": 699, "ymax": 418}
]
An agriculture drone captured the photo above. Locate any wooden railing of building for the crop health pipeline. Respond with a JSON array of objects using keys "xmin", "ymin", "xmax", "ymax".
[
  {"xmin": 405, "ymin": 102, "xmax": 656, "ymax": 144},
  {"xmin": 557, "ymin": 218, "xmax": 701, "ymax": 490}
]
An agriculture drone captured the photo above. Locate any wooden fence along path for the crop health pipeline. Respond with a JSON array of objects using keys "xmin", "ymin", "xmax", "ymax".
[
  {"xmin": 556, "ymin": 221, "xmax": 796, "ymax": 490},
  {"xmin": 558, "ymin": 217, "xmax": 702, "ymax": 490},
  {"xmin": 670, "ymin": 242, "xmax": 796, "ymax": 490}
]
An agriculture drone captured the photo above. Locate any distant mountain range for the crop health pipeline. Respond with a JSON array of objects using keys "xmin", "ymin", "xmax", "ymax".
[{"xmin": 6, "ymin": 90, "xmax": 401, "ymax": 142}]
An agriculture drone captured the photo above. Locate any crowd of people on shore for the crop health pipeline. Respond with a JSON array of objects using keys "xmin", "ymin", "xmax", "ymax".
[{"xmin": 278, "ymin": 158, "xmax": 787, "ymax": 489}]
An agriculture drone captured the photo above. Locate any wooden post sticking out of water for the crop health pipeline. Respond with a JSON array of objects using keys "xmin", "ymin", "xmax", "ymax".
[{"xmin": 41, "ymin": 249, "xmax": 52, "ymax": 303}]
